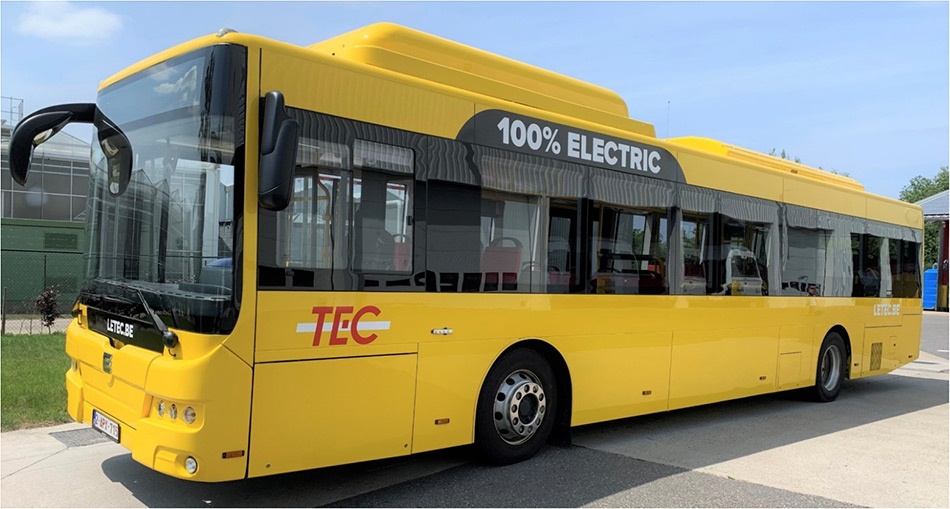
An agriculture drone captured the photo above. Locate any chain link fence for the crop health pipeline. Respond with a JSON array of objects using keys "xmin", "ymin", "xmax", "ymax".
[{"xmin": 1, "ymin": 250, "xmax": 83, "ymax": 335}]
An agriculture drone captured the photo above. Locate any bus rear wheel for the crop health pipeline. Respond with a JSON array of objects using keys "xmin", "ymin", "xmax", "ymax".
[
  {"xmin": 475, "ymin": 348, "xmax": 557, "ymax": 465},
  {"xmin": 812, "ymin": 332, "xmax": 846, "ymax": 402}
]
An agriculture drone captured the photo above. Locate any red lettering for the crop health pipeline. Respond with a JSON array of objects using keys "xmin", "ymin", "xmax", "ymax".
[
  {"xmin": 311, "ymin": 307, "xmax": 333, "ymax": 346},
  {"xmin": 351, "ymin": 306, "xmax": 381, "ymax": 345},
  {"xmin": 310, "ymin": 305, "xmax": 383, "ymax": 346},
  {"xmin": 329, "ymin": 307, "xmax": 354, "ymax": 345}
]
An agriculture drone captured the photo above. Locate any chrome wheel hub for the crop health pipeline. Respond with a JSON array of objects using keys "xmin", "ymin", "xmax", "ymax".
[{"xmin": 492, "ymin": 369, "xmax": 546, "ymax": 445}]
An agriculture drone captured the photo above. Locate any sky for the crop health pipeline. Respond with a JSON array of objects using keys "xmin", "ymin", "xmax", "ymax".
[{"xmin": 1, "ymin": 1, "xmax": 947, "ymax": 200}]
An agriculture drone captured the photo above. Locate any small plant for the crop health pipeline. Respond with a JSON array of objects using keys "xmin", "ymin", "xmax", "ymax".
[{"xmin": 34, "ymin": 287, "xmax": 59, "ymax": 334}]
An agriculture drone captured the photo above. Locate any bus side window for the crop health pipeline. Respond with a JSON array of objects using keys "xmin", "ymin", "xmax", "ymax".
[
  {"xmin": 895, "ymin": 239, "xmax": 922, "ymax": 298},
  {"xmin": 479, "ymin": 192, "xmax": 540, "ymax": 292},
  {"xmin": 852, "ymin": 234, "xmax": 883, "ymax": 297},
  {"xmin": 681, "ymin": 215, "xmax": 708, "ymax": 295},
  {"xmin": 886, "ymin": 236, "xmax": 923, "ymax": 299},
  {"xmin": 481, "ymin": 236, "xmax": 522, "ymax": 291},
  {"xmin": 547, "ymin": 202, "xmax": 577, "ymax": 294},
  {"xmin": 783, "ymin": 228, "xmax": 827, "ymax": 297},
  {"xmin": 590, "ymin": 204, "xmax": 669, "ymax": 295},
  {"xmin": 352, "ymin": 140, "xmax": 414, "ymax": 275},
  {"xmin": 258, "ymin": 137, "xmax": 350, "ymax": 289},
  {"xmin": 717, "ymin": 217, "xmax": 770, "ymax": 296}
]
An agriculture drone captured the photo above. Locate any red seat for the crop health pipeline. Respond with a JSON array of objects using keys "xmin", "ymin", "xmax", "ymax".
[
  {"xmin": 393, "ymin": 234, "xmax": 410, "ymax": 271},
  {"xmin": 482, "ymin": 238, "xmax": 522, "ymax": 291}
]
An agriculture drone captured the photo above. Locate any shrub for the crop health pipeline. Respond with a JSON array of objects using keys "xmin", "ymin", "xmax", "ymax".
[{"xmin": 34, "ymin": 287, "xmax": 58, "ymax": 334}]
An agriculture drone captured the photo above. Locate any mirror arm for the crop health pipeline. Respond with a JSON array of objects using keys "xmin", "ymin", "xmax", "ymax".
[
  {"xmin": 9, "ymin": 103, "xmax": 97, "ymax": 186},
  {"xmin": 19, "ymin": 103, "xmax": 96, "ymax": 124}
]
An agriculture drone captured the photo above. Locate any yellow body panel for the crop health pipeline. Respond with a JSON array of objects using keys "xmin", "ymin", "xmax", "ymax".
[
  {"xmin": 866, "ymin": 194, "xmax": 925, "ymax": 229},
  {"xmin": 783, "ymin": 173, "xmax": 868, "ymax": 219},
  {"xmin": 247, "ymin": 291, "xmax": 920, "ymax": 465},
  {"xmin": 670, "ymin": 327, "xmax": 778, "ymax": 409},
  {"xmin": 777, "ymin": 325, "xmax": 816, "ymax": 389},
  {"xmin": 668, "ymin": 136, "xmax": 865, "ymax": 191},
  {"xmin": 898, "ymin": 314, "xmax": 923, "ymax": 365},
  {"xmin": 219, "ymin": 40, "xmax": 263, "ymax": 367},
  {"xmin": 558, "ymin": 331, "xmax": 672, "ymax": 425},
  {"xmin": 674, "ymin": 149, "xmax": 785, "ymax": 202},
  {"xmin": 65, "ymin": 320, "xmax": 252, "ymax": 482},
  {"xmin": 248, "ymin": 354, "xmax": 417, "ymax": 476},
  {"xmin": 412, "ymin": 338, "xmax": 513, "ymax": 453},
  {"xmin": 62, "ymin": 25, "xmax": 923, "ymax": 483},
  {"xmin": 261, "ymin": 45, "xmax": 475, "ymax": 140},
  {"xmin": 308, "ymin": 23, "xmax": 646, "ymax": 134}
]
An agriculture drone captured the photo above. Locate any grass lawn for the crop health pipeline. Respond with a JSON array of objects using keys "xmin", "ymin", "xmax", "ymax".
[{"xmin": 1, "ymin": 334, "xmax": 71, "ymax": 431}]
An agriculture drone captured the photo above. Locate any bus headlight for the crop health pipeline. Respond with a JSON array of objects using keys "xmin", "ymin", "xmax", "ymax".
[
  {"xmin": 184, "ymin": 456, "xmax": 198, "ymax": 474},
  {"xmin": 152, "ymin": 397, "xmax": 201, "ymax": 424}
]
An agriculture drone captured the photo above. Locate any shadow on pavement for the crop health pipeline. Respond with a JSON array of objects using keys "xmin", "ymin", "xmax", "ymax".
[
  {"xmin": 572, "ymin": 372, "xmax": 950, "ymax": 469},
  {"xmin": 102, "ymin": 372, "xmax": 947, "ymax": 507},
  {"xmin": 101, "ymin": 446, "xmax": 472, "ymax": 508}
]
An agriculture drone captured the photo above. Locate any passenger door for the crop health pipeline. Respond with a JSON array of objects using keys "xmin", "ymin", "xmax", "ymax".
[{"xmin": 249, "ymin": 97, "xmax": 423, "ymax": 476}]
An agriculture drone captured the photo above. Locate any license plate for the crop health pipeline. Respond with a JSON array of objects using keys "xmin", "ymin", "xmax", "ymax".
[{"xmin": 92, "ymin": 410, "xmax": 120, "ymax": 443}]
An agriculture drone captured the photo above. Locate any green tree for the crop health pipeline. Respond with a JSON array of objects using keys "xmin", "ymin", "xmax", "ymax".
[
  {"xmin": 768, "ymin": 148, "xmax": 850, "ymax": 177},
  {"xmin": 900, "ymin": 166, "xmax": 949, "ymax": 268},
  {"xmin": 769, "ymin": 148, "xmax": 801, "ymax": 164}
]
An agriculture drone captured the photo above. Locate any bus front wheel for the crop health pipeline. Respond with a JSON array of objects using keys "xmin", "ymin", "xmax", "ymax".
[
  {"xmin": 812, "ymin": 332, "xmax": 846, "ymax": 402},
  {"xmin": 475, "ymin": 348, "xmax": 557, "ymax": 465}
]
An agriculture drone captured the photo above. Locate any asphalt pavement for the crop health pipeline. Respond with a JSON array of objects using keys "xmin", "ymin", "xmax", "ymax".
[
  {"xmin": 2, "ymin": 313, "xmax": 947, "ymax": 508},
  {"xmin": 921, "ymin": 311, "xmax": 949, "ymax": 358}
]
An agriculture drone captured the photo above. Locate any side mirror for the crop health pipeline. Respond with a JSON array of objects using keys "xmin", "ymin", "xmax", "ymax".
[
  {"xmin": 9, "ymin": 103, "xmax": 133, "ymax": 197},
  {"xmin": 258, "ymin": 91, "xmax": 299, "ymax": 211},
  {"xmin": 9, "ymin": 103, "xmax": 96, "ymax": 186},
  {"xmin": 95, "ymin": 116, "xmax": 134, "ymax": 196}
]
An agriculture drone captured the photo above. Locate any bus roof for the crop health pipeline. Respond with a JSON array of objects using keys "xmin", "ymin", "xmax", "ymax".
[
  {"xmin": 308, "ymin": 23, "xmax": 657, "ymax": 138},
  {"xmin": 308, "ymin": 23, "xmax": 871, "ymax": 195},
  {"xmin": 668, "ymin": 136, "xmax": 865, "ymax": 192},
  {"xmin": 97, "ymin": 25, "xmax": 899, "ymax": 206}
]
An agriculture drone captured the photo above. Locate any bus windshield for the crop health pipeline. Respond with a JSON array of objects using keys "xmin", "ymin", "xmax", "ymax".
[{"xmin": 82, "ymin": 45, "xmax": 246, "ymax": 338}]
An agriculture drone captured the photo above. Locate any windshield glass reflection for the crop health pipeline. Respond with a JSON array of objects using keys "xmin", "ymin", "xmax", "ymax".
[{"xmin": 82, "ymin": 46, "xmax": 245, "ymax": 336}]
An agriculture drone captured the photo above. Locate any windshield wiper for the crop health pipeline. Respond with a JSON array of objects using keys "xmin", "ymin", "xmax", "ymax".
[{"xmin": 134, "ymin": 289, "xmax": 179, "ymax": 351}]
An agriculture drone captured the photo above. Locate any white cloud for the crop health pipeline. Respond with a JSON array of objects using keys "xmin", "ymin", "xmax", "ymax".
[{"xmin": 15, "ymin": 2, "xmax": 122, "ymax": 45}]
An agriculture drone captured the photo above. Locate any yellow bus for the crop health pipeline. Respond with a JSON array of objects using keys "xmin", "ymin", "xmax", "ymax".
[{"xmin": 9, "ymin": 23, "xmax": 922, "ymax": 482}]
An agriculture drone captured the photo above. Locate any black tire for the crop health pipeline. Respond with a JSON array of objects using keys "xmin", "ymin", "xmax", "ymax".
[
  {"xmin": 475, "ymin": 348, "xmax": 557, "ymax": 465},
  {"xmin": 812, "ymin": 332, "xmax": 847, "ymax": 402}
]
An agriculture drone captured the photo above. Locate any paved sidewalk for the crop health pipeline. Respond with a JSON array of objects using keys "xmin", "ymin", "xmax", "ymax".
[{"xmin": 2, "ymin": 353, "xmax": 946, "ymax": 508}]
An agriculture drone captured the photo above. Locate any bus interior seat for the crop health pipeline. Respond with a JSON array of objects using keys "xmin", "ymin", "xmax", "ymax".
[
  {"xmin": 393, "ymin": 234, "xmax": 411, "ymax": 271},
  {"xmin": 482, "ymin": 237, "xmax": 522, "ymax": 291},
  {"xmin": 355, "ymin": 205, "xmax": 396, "ymax": 271},
  {"xmin": 547, "ymin": 238, "xmax": 572, "ymax": 289}
]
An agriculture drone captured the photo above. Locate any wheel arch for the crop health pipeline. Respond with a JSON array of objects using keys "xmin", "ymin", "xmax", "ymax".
[
  {"xmin": 485, "ymin": 339, "xmax": 574, "ymax": 447},
  {"xmin": 827, "ymin": 325, "xmax": 853, "ymax": 378}
]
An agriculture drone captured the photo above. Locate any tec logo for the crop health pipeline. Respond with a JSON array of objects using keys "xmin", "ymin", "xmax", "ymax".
[{"xmin": 296, "ymin": 306, "xmax": 391, "ymax": 346}]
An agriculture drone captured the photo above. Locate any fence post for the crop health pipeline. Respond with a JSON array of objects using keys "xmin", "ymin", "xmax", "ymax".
[{"xmin": 1, "ymin": 287, "xmax": 6, "ymax": 336}]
